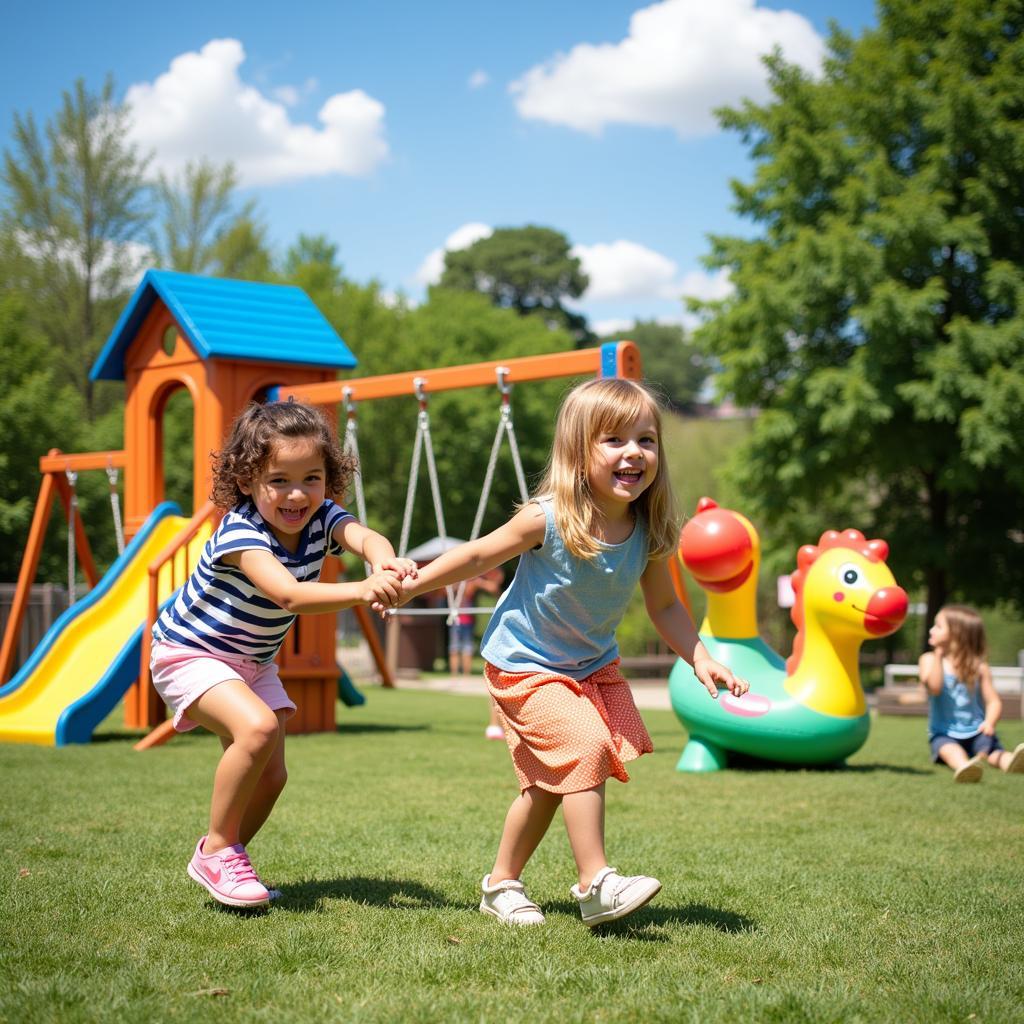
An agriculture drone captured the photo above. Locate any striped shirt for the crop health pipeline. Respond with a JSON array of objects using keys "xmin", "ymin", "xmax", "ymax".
[{"xmin": 153, "ymin": 499, "xmax": 353, "ymax": 663}]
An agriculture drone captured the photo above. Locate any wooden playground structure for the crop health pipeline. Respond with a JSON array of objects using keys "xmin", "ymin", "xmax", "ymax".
[{"xmin": 0, "ymin": 270, "xmax": 671, "ymax": 748}]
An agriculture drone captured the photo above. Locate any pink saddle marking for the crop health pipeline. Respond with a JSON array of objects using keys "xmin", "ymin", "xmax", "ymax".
[{"xmin": 720, "ymin": 692, "xmax": 771, "ymax": 718}]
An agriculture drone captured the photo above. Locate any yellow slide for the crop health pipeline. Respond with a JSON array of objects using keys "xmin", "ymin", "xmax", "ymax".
[{"xmin": 0, "ymin": 504, "xmax": 209, "ymax": 746}]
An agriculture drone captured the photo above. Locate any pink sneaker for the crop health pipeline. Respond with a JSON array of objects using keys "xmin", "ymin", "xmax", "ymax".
[{"xmin": 187, "ymin": 836, "xmax": 270, "ymax": 909}]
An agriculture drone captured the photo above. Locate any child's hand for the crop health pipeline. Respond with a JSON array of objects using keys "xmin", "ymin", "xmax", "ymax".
[
  {"xmin": 370, "ymin": 573, "xmax": 419, "ymax": 617},
  {"xmin": 361, "ymin": 569, "xmax": 401, "ymax": 609},
  {"xmin": 693, "ymin": 655, "xmax": 749, "ymax": 700},
  {"xmin": 980, "ymin": 720, "xmax": 997, "ymax": 736},
  {"xmin": 373, "ymin": 557, "xmax": 419, "ymax": 581}
]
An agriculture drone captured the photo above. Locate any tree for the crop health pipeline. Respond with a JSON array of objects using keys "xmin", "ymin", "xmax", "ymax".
[
  {"xmin": 439, "ymin": 225, "xmax": 591, "ymax": 342},
  {"xmin": 1, "ymin": 77, "xmax": 149, "ymax": 418},
  {"xmin": 149, "ymin": 158, "xmax": 261, "ymax": 275},
  {"xmin": 282, "ymin": 233, "xmax": 346, "ymax": 304},
  {"xmin": 695, "ymin": 0, "xmax": 1024, "ymax": 640},
  {"xmin": 598, "ymin": 320, "xmax": 708, "ymax": 411},
  {"xmin": 209, "ymin": 215, "xmax": 274, "ymax": 281}
]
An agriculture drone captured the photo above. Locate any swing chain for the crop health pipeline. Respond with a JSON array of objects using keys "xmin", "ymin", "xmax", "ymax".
[
  {"xmin": 396, "ymin": 382, "xmax": 458, "ymax": 615},
  {"xmin": 105, "ymin": 462, "xmax": 125, "ymax": 556},
  {"xmin": 452, "ymin": 369, "xmax": 529, "ymax": 614},
  {"xmin": 341, "ymin": 387, "xmax": 370, "ymax": 571},
  {"xmin": 65, "ymin": 469, "xmax": 78, "ymax": 604}
]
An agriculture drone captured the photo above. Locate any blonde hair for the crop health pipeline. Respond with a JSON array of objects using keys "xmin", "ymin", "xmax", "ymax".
[
  {"xmin": 533, "ymin": 377, "xmax": 680, "ymax": 561},
  {"xmin": 940, "ymin": 604, "xmax": 987, "ymax": 686}
]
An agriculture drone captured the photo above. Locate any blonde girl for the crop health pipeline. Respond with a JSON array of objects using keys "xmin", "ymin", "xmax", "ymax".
[
  {"xmin": 394, "ymin": 378, "xmax": 746, "ymax": 927},
  {"xmin": 151, "ymin": 400, "xmax": 415, "ymax": 908},
  {"xmin": 919, "ymin": 604, "xmax": 1024, "ymax": 782}
]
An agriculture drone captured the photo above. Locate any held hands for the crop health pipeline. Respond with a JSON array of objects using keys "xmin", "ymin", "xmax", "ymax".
[
  {"xmin": 360, "ymin": 569, "xmax": 403, "ymax": 609},
  {"xmin": 369, "ymin": 570, "xmax": 422, "ymax": 617},
  {"xmin": 372, "ymin": 557, "xmax": 419, "ymax": 582},
  {"xmin": 693, "ymin": 654, "xmax": 749, "ymax": 701}
]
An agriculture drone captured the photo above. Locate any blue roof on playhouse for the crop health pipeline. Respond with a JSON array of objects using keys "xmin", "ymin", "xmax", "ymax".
[{"xmin": 90, "ymin": 270, "xmax": 357, "ymax": 381}]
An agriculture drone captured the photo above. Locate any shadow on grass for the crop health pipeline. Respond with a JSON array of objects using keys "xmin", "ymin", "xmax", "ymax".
[
  {"xmin": 279, "ymin": 875, "xmax": 449, "ymax": 912},
  {"xmin": 544, "ymin": 899, "xmax": 756, "ymax": 939},
  {"xmin": 720, "ymin": 753, "xmax": 930, "ymax": 775},
  {"xmin": 334, "ymin": 723, "xmax": 431, "ymax": 736}
]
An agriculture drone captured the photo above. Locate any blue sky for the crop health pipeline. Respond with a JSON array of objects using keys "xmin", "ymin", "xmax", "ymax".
[{"xmin": 1, "ymin": 0, "xmax": 876, "ymax": 335}]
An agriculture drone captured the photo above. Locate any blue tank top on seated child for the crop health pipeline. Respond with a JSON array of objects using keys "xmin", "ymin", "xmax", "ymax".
[
  {"xmin": 927, "ymin": 668, "xmax": 986, "ymax": 739},
  {"xmin": 153, "ymin": 498, "xmax": 352, "ymax": 663},
  {"xmin": 480, "ymin": 497, "xmax": 648, "ymax": 680}
]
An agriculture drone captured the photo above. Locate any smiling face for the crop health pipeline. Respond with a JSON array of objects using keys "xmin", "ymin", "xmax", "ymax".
[
  {"xmin": 239, "ymin": 436, "xmax": 327, "ymax": 552},
  {"xmin": 587, "ymin": 414, "xmax": 660, "ymax": 518}
]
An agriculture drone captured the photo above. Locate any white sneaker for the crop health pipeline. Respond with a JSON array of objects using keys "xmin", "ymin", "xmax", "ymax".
[
  {"xmin": 479, "ymin": 874, "xmax": 545, "ymax": 925},
  {"xmin": 1003, "ymin": 743, "xmax": 1024, "ymax": 774},
  {"xmin": 954, "ymin": 754, "xmax": 985, "ymax": 783},
  {"xmin": 484, "ymin": 725, "xmax": 504, "ymax": 740},
  {"xmin": 571, "ymin": 867, "xmax": 661, "ymax": 927}
]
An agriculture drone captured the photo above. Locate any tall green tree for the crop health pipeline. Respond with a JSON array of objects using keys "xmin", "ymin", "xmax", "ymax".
[
  {"xmin": 1, "ymin": 77, "xmax": 149, "ymax": 418},
  {"xmin": 439, "ymin": 225, "xmax": 591, "ymax": 343},
  {"xmin": 598, "ymin": 320, "xmax": 708, "ymax": 411},
  {"xmin": 149, "ymin": 158, "xmax": 263, "ymax": 276},
  {"xmin": 696, "ymin": 0, "xmax": 1024, "ymax": 639}
]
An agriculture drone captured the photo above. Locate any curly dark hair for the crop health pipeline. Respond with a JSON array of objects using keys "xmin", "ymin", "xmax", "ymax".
[{"xmin": 210, "ymin": 400, "xmax": 357, "ymax": 510}]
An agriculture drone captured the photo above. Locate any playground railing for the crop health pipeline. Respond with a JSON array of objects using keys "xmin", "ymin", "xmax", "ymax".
[{"xmin": 133, "ymin": 500, "xmax": 220, "ymax": 729}]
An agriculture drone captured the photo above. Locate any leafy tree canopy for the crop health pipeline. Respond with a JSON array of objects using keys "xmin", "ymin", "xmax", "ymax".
[
  {"xmin": 1, "ymin": 77, "xmax": 149, "ymax": 419},
  {"xmin": 438, "ymin": 225, "xmax": 592, "ymax": 343},
  {"xmin": 696, "ymin": 0, "xmax": 1024, "ymax": 632},
  {"xmin": 149, "ymin": 158, "xmax": 269, "ymax": 278}
]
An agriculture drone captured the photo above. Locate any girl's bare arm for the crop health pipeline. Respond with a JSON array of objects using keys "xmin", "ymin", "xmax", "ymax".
[
  {"xmin": 978, "ymin": 663, "xmax": 1002, "ymax": 733},
  {"xmin": 400, "ymin": 504, "xmax": 545, "ymax": 602},
  {"xmin": 640, "ymin": 557, "xmax": 748, "ymax": 699},
  {"xmin": 918, "ymin": 651, "xmax": 945, "ymax": 695},
  {"xmin": 226, "ymin": 548, "xmax": 401, "ymax": 613}
]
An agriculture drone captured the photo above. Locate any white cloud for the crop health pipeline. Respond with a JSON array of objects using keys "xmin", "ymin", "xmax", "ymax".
[
  {"xmin": 510, "ymin": 0, "xmax": 823, "ymax": 138},
  {"xmin": 468, "ymin": 69, "xmax": 490, "ymax": 90},
  {"xmin": 273, "ymin": 85, "xmax": 300, "ymax": 107},
  {"xmin": 125, "ymin": 39, "xmax": 389, "ymax": 186},
  {"xmin": 572, "ymin": 240, "xmax": 732, "ymax": 328},
  {"xmin": 414, "ymin": 222, "xmax": 493, "ymax": 286},
  {"xmin": 679, "ymin": 267, "xmax": 733, "ymax": 303},
  {"xmin": 573, "ymin": 240, "xmax": 682, "ymax": 301},
  {"xmin": 592, "ymin": 317, "xmax": 636, "ymax": 337}
]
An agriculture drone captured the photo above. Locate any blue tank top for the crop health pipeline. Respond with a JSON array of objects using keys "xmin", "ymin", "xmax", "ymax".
[
  {"xmin": 927, "ymin": 668, "xmax": 985, "ymax": 739},
  {"xmin": 480, "ymin": 498, "xmax": 648, "ymax": 679}
]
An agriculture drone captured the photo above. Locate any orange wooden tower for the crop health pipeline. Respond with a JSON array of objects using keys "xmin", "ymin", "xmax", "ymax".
[{"xmin": 90, "ymin": 270, "xmax": 359, "ymax": 733}]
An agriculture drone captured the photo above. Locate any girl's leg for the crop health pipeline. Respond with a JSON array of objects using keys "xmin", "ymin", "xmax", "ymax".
[
  {"xmin": 489, "ymin": 786, "xmax": 562, "ymax": 883},
  {"xmin": 561, "ymin": 784, "xmax": 607, "ymax": 890},
  {"xmin": 187, "ymin": 680, "xmax": 282, "ymax": 853},
  {"xmin": 936, "ymin": 741, "xmax": 971, "ymax": 771},
  {"xmin": 219, "ymin": 709, "xmax": 290, "ymax": 847}
]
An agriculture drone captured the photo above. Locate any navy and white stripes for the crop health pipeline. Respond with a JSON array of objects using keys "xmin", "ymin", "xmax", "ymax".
[{"xmin": 154, "ymin": 499, "xmax": 353, "ymax": 663}]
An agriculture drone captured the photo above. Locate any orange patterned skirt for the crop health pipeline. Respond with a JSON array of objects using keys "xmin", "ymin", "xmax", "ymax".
[{"xmin": 484, "ymin": 659, "xmax": 654, "ymax": 794}]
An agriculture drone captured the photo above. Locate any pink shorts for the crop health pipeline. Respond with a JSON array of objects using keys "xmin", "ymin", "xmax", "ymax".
[{"xmin": 150, "ymin": 639, "xmax": 297, "ymax": 733}]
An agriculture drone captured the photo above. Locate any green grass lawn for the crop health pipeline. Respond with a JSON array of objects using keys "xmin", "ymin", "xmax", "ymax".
[{"xmin": 2, "ymin": 690, "xmax": 1022, "ymax": 1023}]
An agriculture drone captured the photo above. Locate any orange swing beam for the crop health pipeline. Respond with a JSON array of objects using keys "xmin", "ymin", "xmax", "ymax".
[{"xmin": 272, "ymin": 342, "xmax": 642, "ymax": 405}]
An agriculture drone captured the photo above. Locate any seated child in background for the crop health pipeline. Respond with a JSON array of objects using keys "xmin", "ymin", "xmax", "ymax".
[{"xmin": 919, "ymin": 604, "xmax": 1024, "ymax": 783}]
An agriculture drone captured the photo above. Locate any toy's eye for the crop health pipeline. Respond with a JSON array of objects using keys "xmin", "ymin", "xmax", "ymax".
[{"xmin": 838, "ymin": 562, "xmax": 861, "ymax": 586}]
